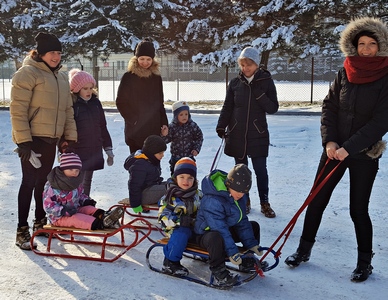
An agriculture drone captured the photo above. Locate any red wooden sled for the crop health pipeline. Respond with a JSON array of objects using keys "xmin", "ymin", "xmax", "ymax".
[{"xmin": 31, "ymin": 217, "xmax": 154, "ymax": 262}]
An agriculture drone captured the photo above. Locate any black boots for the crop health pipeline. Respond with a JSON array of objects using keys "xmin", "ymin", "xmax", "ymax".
[
  {"xmin": 351, "ymin": 251, "xmax": 374, "ymax": 282},
  {"xmin": 284, "ymin": 237, "xmax": 314, "ymax": 267}
]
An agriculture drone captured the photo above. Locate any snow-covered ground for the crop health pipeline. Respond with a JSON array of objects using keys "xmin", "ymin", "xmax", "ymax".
[{"xmin": 0, "ymin": 109, "xmax": 387, "ymax": 299}]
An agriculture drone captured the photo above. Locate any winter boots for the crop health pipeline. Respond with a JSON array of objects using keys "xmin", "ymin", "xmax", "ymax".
[
  {"xmin": 16, "ymin": 226, "xmax": 37, "ymax": 250},
  {"xmin": 210, "ymin": 265, "xmax": 240, "ymax": 287},
  {"xmin": 350, "ymin": 251, "xmax": 374, "ymax": 282},
  {"xmin": 285, "ymin": 237, "xmax": 314, "ymax": 267},
  {"xmin": 162, "ymin": 258, "xmax": 189, "ymax": 276},
  {"xmin": 103, "ymin": 207, "xmax": 124, "ymax": 229},
  {"xmin": 261, "ymin": 202, "xmax": 276, "ymax": 218},
  {"xmin": 33, "ymin": 217, "xmax": 48, "ymax": 237}
]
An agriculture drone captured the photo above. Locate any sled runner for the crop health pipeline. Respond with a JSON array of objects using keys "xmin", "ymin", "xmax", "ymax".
[
  {"xmin": 146, "ymin": 237, "xmax": 279, "ymax": 289},
  {"xmin": 31, "ymin": 217, "xmax": 154, "ymax": 262},
  {"xmin": 113, "ymin": 200, "xmax": 164, "ymax": 232}
]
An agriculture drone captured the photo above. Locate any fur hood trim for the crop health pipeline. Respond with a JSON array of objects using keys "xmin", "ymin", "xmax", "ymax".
[
  {"xmin": 127, "ymin": 56, "xmax": 160, "ymax": 78},
  {"xmin": 339, "ymin": 17, "xmax": 388, "ymax": 57},
  {"xmin": 365, "ymin": 140, "xmax": 387, "ymax": 159}
]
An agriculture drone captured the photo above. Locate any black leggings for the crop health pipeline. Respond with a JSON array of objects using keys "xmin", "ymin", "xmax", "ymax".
[
  {"xmin": 301, "ymin": 152, "xmax": 378, "ymax": 253},
  {"xmin": 17, "ymin": 137, "xmax": 56, "ymax": 227}
]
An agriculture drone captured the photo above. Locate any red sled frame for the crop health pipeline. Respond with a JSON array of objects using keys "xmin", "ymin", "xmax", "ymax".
[{"xmin": 30, "ymin": 217, "xmax": 154, "ymax": 262}]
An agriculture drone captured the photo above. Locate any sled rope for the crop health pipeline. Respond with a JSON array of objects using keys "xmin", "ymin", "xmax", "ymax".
[
  {"xmin": 210, "ymin": 137, "xmax": 225, "ymax": 172},
  {"xmin": 260, "ymin": 158, "xmax": 342, "ymax": 263}
]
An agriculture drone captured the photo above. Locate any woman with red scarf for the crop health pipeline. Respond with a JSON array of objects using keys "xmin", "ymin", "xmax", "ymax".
[{"xmin": 284, "ymin": 17, "xmax": 388, "ymax": 282}]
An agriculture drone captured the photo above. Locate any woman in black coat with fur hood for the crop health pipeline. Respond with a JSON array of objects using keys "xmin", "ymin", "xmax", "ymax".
[
  {"xmin": 116, "ymin": 39, "xmax": 168, "ymax": 153},
  {"xmin": 285, "ymin": 17, "xmax": 388, "ymax": 283}
]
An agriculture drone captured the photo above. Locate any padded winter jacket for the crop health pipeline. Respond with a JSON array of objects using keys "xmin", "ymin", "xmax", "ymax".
[
  {"xmin": 124, "ymin": 151, "xmax": 164, "ymax": 208},
  {"xmin": 322, "ymin": 17, "xmax": 388, "ymax": 159},
  {"xmin": 72, "ymin": 94, "xmax": 112, "ymax": 171},
  {"xmin": 116, "ymin": 57, "xmax": 168, "ymax": 148},
  {"xmin": 162, "ymin": 117, "xmax": 203, "ymax": 160},
  {"xmin": 194, "ymin": 169, "xmax": 258, "ymax": 257},
  {"xmin": 43, "ymin": 167, "xmax": 90, "ymax": 224},
  {"xmin": 10, "ymin": 56, "xmax": 77, "ymax": 144},
  {"xmin": 217, "ymin": 68, "xmax": 278, "ymax": 159}
]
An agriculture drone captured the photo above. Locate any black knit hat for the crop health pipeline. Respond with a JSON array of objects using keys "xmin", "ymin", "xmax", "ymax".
[
  {"xmin": 225, "ymin": 164, "xmax": 252, "ymax": 193},
  {"xmin": 35, "ymin": 32, "xmax": 62, "ymax": 55},
  {"xmin": 135, "ymin": 40, "xmax": 155, "ymax": 58},
  {"xmin": 352, "ymin": 30, "xmax": 379, "ymax": 48},
  {"xmin": 142, "ymin": 135, "xmax": 167, "ymax": 155}
]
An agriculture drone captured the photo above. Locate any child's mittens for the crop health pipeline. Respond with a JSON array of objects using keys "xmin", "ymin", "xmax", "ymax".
[
  {"xmin": 229, "ymin": 253, "xmax": 243, "ymax": 265},
  {"xmin": 179, "ymin": 215, "xmax": 193, "ymax": 227},
  {"xmin": 29, "ymin": 150, "xmax": 42, "ymax": 168},
  {"xmin": 249, "ymin": 245, "xmax": 263, "ymax": 256},
  {"xmin": 160, "ymin": 215, "xmax": 176, "ymax": 230},
  {"xmin": 104, "ymin": 147, "xmax": 114, "ymax": 166},
  {"xmin": 82, "ymin": 199, "xmax": 97, "ymax": 207},
  {"xmin": 61, "ymin": 206, "xmax": 77, "ymax": 217},
  {"xmin": 174, "ymin": 205, "xmax": 186, "ymax": 215},
  {"xmin": 132, "ymin": 205, "xmax": 143, "ymax": 213}
]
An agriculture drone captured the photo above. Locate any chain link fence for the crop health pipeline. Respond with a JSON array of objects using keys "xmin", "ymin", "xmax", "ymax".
[{"xmin": 1, "ymin": 56, "xmax": 344, "ymax": 106}]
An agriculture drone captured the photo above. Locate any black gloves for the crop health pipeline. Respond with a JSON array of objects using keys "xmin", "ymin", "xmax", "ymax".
[
  {"xmin": 61, "ymin": 206, "xmax": 77, "ymax": 217},
  {"xmin": 216, "ymin": 128, "xmax": 226, "ymax": 139},
  {"xmin": 180, "ymin": 215, "xmax": 194, "ymax": 227},
  {"xmin": 82, "ymin": 199, "xmax": 97, "ymax": 207},
  {"xmin": 17, "ymin": 142, "xmax": 32, "ymax": 162}
]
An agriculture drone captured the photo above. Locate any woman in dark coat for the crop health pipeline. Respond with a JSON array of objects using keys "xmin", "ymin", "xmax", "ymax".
[
  {"xmin": 216, "ymin": 47, "xmax": 279, "ymax": 217},
  {"xmin": 116, "ymin": 39, "xmax": 168, "ymax": 153},
  {"xmin": 285, "ymin": 17, "xmax": 388, "ymax": 283}
]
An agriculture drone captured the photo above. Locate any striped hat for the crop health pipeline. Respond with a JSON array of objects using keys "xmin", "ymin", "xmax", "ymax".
[
  {"xmin": 60, "ymin": 153, "xmax": 82, "ymax": 170},
  {"xmin": 174, "ymin": 157, "xmax": 197, "ymax": 179}
]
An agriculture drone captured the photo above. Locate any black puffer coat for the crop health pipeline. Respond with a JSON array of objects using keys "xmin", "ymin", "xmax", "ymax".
[
  {"xmin": 116, "ymin": 57, "xmax": 168, "ymax": 148},
  {"xmin": 321, "ymin": 17, "xmax": 388, "ymax": 159},
  {"xmin": 73, "ymin": 94, "xmax": 112, "ymax": 170},
  {"xmin": 217, "ymin": 68, "xmax": 278, "ymax": 159}
]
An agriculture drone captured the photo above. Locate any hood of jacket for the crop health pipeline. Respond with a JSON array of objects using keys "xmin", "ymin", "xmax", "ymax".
[
  {"xmin": 201, "ymin": 169, "xmax": 232, "ymax": 200},
  {"xmin": 127, "ymin": 56, "xmax": 160, "ymax": 78},
  {"xmin": 340, "ymin": 17, "xmax": 388, "ymax": 57}
]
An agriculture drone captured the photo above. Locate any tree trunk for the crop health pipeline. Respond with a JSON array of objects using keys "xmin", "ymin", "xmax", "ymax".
[{"xmin": 260, "ymin": 50, "xmax": 271, "ymax": 69}]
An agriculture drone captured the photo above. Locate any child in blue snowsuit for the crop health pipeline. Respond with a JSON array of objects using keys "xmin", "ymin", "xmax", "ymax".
[
  {"xmin": 162, "ymin": 101, "xmax": 203, "ymax": 175},
  {"xmin": 158, "ymin": 157, "xmax": 202, "ymax": 275},
  {"xmin": 194, "ymin": 164, "xmax": 263, "ymax": 287}
]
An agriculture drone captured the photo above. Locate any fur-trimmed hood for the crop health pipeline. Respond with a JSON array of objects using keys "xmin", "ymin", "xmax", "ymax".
[
  {"xmin": 339, "ymin": 17, "xmax": 388, "ymax": 57},
  {"xmin": 127, "ymin": 56, "xmax": 160, "ymax": 78}
]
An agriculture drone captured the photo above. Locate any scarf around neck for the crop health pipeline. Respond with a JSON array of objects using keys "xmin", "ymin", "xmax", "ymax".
[
  {"xmin": 47, "ymin": 167, "xmax": 84, "ymax": 191},
  {"xmin": 343, "ymin": 56, "xmax": 388, "ymax": 84}
]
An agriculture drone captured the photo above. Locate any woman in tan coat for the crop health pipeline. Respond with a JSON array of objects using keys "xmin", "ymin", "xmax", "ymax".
[{"xmin": 10, "ymin": 32, "xmax": 77, "ymax": 250}]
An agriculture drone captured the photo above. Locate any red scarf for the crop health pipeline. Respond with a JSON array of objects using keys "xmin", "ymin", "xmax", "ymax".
[{"xmin": 343, "ymin": 56, "xmax": 388, "ymax": 84}]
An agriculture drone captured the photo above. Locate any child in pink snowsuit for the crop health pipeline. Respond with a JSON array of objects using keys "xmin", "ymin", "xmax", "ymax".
[{"xmin": 43, "ymin": 152, "xmax": 123, "ymax": 230}]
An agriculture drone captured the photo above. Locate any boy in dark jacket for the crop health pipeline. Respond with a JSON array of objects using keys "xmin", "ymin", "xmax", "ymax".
[
  {"xmin": 122, "ymin": 135, "xmax": 167, "ymax": 213},
  {"xmin": 194, "ymin": 164, "xmax": 263, "ymax": 287},
  {"xmin": 162, "ymin": 101, "xmax": 203, "ymax": 175}
]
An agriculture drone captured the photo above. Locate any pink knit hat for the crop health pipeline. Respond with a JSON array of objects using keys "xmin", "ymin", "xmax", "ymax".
[
  {"xmin": 60, "ymin": 152, "xmax": 82, "ymax": 170},
  {"xmin": 68, "ymin": 68, "xmax": 96, "ymax": 93}
]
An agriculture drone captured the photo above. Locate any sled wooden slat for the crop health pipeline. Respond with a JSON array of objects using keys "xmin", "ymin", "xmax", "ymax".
[{"xmin": 31, "ymin": 217, "xmax": 154, "ymax": 262}]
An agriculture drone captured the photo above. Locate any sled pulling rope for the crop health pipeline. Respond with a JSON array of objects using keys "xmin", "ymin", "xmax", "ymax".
[
  {"xmin": 259, "ymin": 158, "xmax": 342, "ymax": 263},
  {"xmin": 146, "ymin": 237, "xmax": 279, "ymax": 289},
  {"xmin": 210, "ymin": 137, "xmax": 225, "ymax": 172}
]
